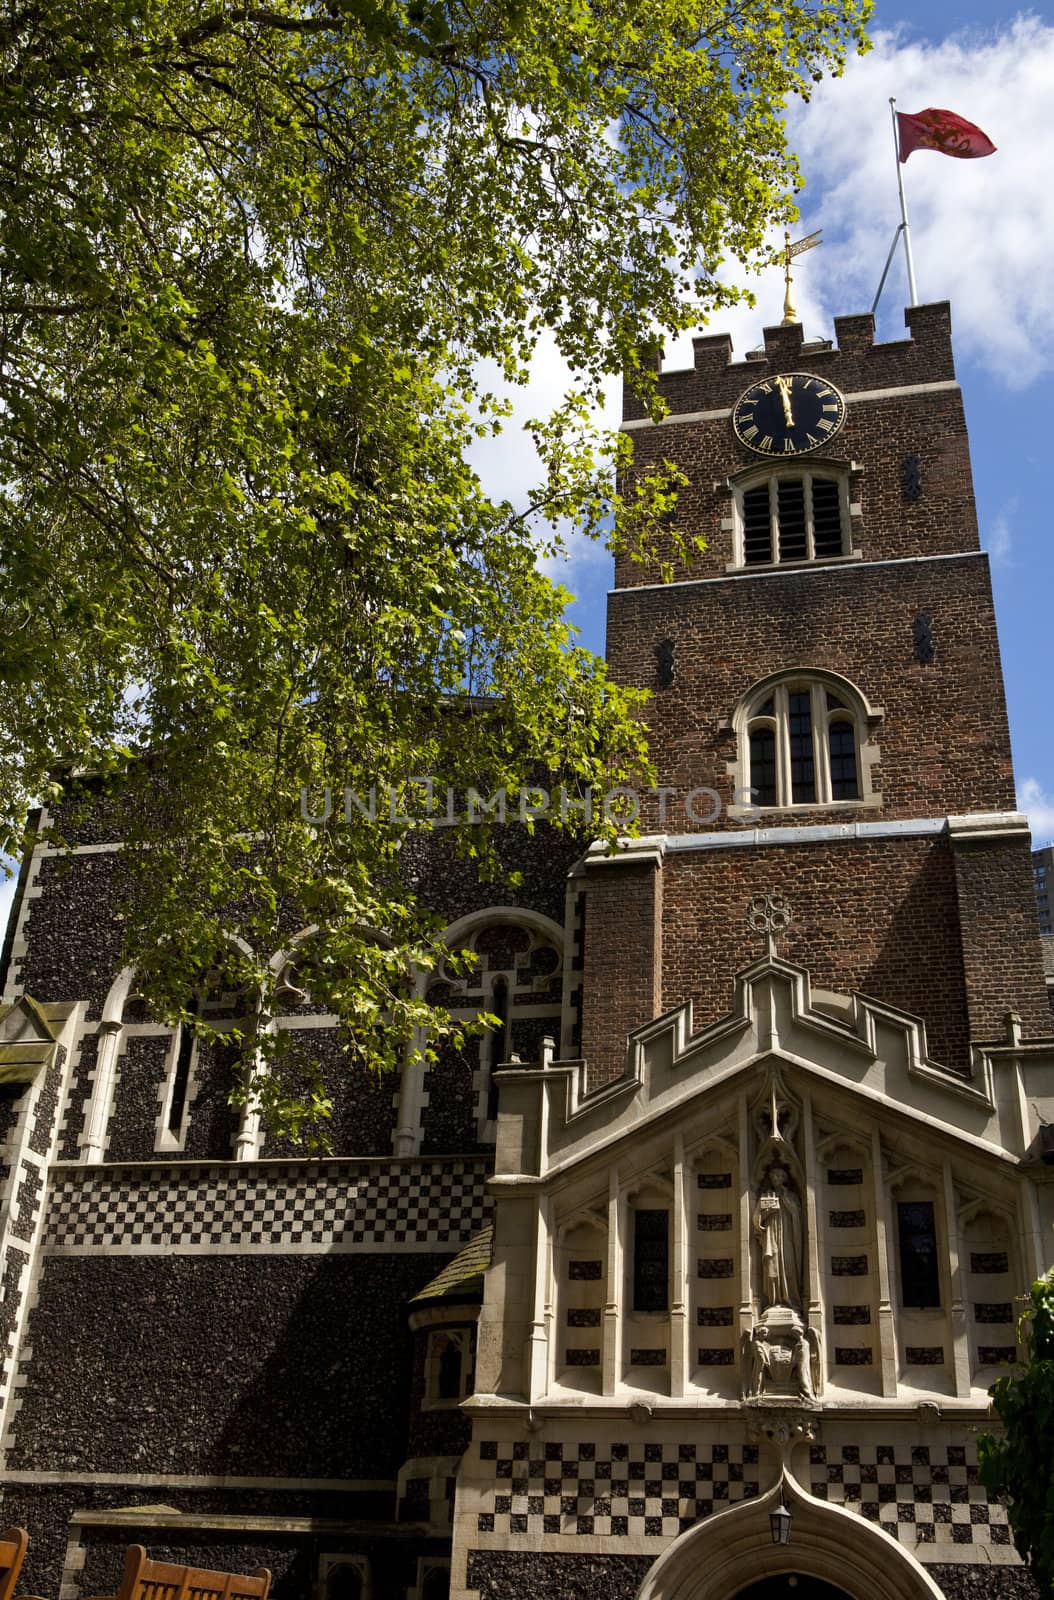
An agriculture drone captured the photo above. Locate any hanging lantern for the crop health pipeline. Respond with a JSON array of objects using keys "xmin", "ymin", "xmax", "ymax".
[{"xmin": 769, "ymin": 1500, "xmax": 793, "ymax": 1546}]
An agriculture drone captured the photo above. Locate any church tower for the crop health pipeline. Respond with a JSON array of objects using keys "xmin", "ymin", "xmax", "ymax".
[
  {"xmin": 456, "ymin": 305, "xmax": 1054, "ymax": 1600},
  {"xmin": 586, "ymin": 299, "xmax": 1050, "ymax": 1087}
]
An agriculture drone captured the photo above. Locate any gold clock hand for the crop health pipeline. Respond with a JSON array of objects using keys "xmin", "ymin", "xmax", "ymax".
[{"xmin": 775, "ymin": 376, "xmax": 794, "ymax": 427}]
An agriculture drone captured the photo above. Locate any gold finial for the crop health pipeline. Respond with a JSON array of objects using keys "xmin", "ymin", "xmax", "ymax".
[{"xmin": 781, "ymin": 228, "xmax": 822, "ymax": 326}]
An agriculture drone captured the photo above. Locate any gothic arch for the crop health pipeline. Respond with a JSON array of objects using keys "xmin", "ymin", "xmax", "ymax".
[
  {"xmin": 78, "ymin": 965, "xmax": 138, "ymax": 1160},
  {"xmin": 431, "ymin": 907, "xmax": 564, "ymax": 972},
  {"xmin": 268, "ymin": 921, "xmax": 398, "ymax": 990},
  {"xmin": 635, "ymin": 1471, "xmax": 943, "ymax": 1600},
  {"xmin": 733, "ymin": 667, "xmax": 881, "ymax": 731},
  {"xmin": 86, "ymin": 934, "xmax": 270, "ymax": 1165},
  {"xmin": 395, "ymin": 906, "xmax": 566, "ymax": 1155},
  {"xmin": 726, "ymin": 668, "xmax": 882, "ymax": 817},
  {"xmin": 100, "ymin": 964, "xmax": 138, "ymax": 1027},
  {"xmin": 267, "ymin": 922, "xmax": 321, "ymax": 979}
]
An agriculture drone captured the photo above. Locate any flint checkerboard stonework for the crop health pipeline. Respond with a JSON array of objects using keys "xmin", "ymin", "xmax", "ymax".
[
  {"xmin": 475, "ymin": 1440, "xmax": 761, "ymax": 1538},
  {"xmin": 42, "ymin": 1158, "xmax": 492, "ymax": 1254}
]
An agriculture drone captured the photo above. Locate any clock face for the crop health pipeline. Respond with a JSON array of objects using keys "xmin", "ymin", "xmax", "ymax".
[{"xmin": 732, "ymin": 372, "xmax": 847, "ymax": 457}]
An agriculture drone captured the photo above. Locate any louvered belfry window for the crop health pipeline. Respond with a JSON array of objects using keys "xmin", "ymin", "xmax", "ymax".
[{"xmin": 740, "ymin": 471, "xmax": 848, "ymax": 565}]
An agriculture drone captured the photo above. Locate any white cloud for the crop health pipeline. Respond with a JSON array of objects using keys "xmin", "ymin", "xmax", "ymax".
[
  {"xmin": 988, "ymin": 497, "xmax": 1016, "ymax": 565},
  {"xmin": 779, "ymin": 15, "xmax": 1054, "ymax": 387},
  {"xmin": 0, "ymin": 864, "xmax": 18, "ymax": 953},
  {"xmin": 466, "ymin": 333, "xmax": 621, "ymax": 598},
  {"xmin": 1019, "ymin": 777, "xmax": 1054, "ymax": 843},
  {"xmin": 466, "ymin": 334, "xmax": 618, "ymax": 513},
  {"xmin": 470, "ymin": 13, "xmax": 1054, "ymax": 587},
  {"xmin": 637, "ymin": 17, "xmax": 1054, "ymax": 374}
]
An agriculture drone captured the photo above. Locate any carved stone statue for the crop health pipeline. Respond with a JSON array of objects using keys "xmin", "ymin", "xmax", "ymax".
[
  {"xmin": 742, "ymin": 1311, "xmax": 822, "ymax": 1403},
  {"xmin": 791, "ymin": 1324, "xmax": 822, "ymax": 1401},
  {"xmin": 752, "ymin": 1163, "xmax": 803, "ymax": 1311},
  {"xmin": 746, "ymin": 1327, "xmax": 773, "ymax": 1399}
]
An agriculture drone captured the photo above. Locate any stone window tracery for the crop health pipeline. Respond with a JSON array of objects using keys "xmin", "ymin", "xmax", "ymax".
[
  {"xmin": 730, "ymin": 670, "xmax": 881, "ymax": 814},
  {"xmin": 427, "ymin": 916, "xmax": 564, "ymax": 1142},
  {"xmin": 155, "ymin": 999, "xmax": 202, "ymax": 1153}
]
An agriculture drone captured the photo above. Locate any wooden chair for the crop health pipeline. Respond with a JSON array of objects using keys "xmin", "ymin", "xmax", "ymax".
[
  {"xmin": 82, "ymin": 1545, "xmax": 271, "ymax": 1600},
  {"xmin": 0, "ymin": 1525, "xmax": 48, "ymax": 1600}
]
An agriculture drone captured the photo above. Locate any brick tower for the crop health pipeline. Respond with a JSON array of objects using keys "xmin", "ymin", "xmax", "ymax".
[
  {"xmin": 457, "ymin": 305, "xmax": 1054, "ymax": 1600},
  {"xmin": 582, "ymin": 300, "xmax": 1051, "ymax": 1087}
]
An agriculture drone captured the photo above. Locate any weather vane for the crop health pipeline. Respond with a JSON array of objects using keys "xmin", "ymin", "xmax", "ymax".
[{"xmin": 781, "ymin": 228, "xmax": 822, "ymax": 326}]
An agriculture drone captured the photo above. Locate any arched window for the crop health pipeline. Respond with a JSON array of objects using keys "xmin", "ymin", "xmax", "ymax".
[
  {"xmin": 411, "ymin": 1561, "xmax": 450, "ymax": 1600},
  {"xmin": 738, "ymin": 675, "xmax": 877, "ymax": 811},
  {"xmin": 421, "ymin": 1564, "xmax": 450, "ymax": 1600},
  {"xmin": 437, "ymin": 1337, "xmax": 464, "ymax": 1400},
  {"xmin": 424, "ymin": 1328, "xmax": 473, "ymax": 1407},
  {"xmin": 424, "ymin": 911, "xmax": 565, "ymax": 1143},
  {"xmin": 735, "ymin": 466, "xmax": 852, "ymax": 567},
  {"xmin": 320, "ymin": 1557, "xmax": 368, "ymax": 1600},
  {"xmin": 153, "ymin": 994, "xmax": 205, "ymax": 1153}
]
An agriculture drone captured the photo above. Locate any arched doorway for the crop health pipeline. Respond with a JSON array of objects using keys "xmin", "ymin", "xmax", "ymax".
[
  {"xmin": 733, "ymin": 1580, "xmax": 855, "ymax": 1600},
  {"xmin": 636, "ymin": 1472, "xmax": 944, "ymax": 1600}
]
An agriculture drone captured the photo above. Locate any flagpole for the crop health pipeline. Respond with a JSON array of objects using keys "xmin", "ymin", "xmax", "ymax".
[{"xmin": 890, "ymin": 96, "xmax": 919, "ymax": 306}]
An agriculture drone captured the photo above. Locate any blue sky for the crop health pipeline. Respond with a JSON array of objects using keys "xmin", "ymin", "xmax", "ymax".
[{"xmin": 514, "ymin": 1, "xmax": 1054, "ymax": 843}]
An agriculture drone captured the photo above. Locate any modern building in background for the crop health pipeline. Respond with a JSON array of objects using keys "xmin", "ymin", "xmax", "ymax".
[
  {"xmin": 1033, "ymin": 845, "xmax": 1054, "ymax": 935},
  {"xmin": 0, "ymin": 301, "xmax": 1052, "ymax": 1600}
]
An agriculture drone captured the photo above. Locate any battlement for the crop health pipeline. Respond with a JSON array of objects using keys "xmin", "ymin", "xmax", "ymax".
[{"xmin": 622, "ymin": 301, "xmax": 955, "ymax": 423}]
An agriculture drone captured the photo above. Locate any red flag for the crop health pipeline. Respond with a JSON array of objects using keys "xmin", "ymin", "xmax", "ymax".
[{"xmin": 896, "ymin": 108, "xmax": 996, "ymax": 163}]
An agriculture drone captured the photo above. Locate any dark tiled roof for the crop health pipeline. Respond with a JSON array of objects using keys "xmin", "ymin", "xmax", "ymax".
[{"xmin": 411, "ymin": 1225, "xmax": 492, "ymax": 1304}]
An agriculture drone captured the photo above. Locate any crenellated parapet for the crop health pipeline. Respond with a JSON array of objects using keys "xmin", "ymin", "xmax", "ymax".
[{"xmin": 622, "ymin": 302, "xmax": 956, "ymax": 424}]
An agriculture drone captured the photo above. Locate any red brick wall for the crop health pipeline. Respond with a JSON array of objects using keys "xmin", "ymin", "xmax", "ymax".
[
  {"xmin": 582, "ymin": 297, "xmax": 1053, "ymax": 1094},
  {"xmin": 625, "ymin": 303, "xmax": 956, "ymax": 424},
  {"xmin": 580, "ymin": 857, "xmax": 662, "ymax": 1088},
  {"xmin": 606, "ymin": 553, "xmax": 1014, "ymax": 830},
  {"xmin": 661, "ymin": 836, "xmax": 973, "ymax": 1071},
  {"xmin": 952, "ymin": 833, "xmax": 1051, "ymax": 1041},
  {"xmin": 575, "ymin": 837, "xmax": 1052, "ymax": 1086},
  {"xmin": 617, "ymin": 302, "xmax": 976, "ymax": 588}
]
